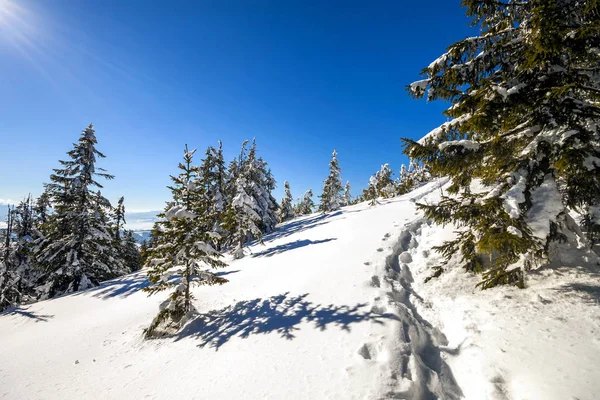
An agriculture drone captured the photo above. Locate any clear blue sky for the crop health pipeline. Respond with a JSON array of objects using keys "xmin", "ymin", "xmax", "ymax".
[{"xmin": 0, "ymin": 0, "xmax": 476, "ymax": 212}]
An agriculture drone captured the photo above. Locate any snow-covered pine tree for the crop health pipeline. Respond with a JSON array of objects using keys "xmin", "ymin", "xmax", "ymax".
[
  {"xmin": 8, "ymin": 196, "xmax": 39, "ymax": 301},
  {"xmin": 33, "ymin": 124, "xmax": 127, "ymax": 298},
  {"xmin": 198, "ymin": 141, "xmax": 228, "ymax": 247},
  {"xmin": 223, "ymin": 141, "xmax": 263, "ymax": 259},
  {"xmin": 403, "ymin": 0, "xmax": 600, "ymax": 289},
  {"xmin": 144, "ymin": 146, "xmax": 227, "ymax": 338},
  {"xmin": 278, "ymin": 181, "xmax": 295, "ymax": 223},
  {"xmin": 113, "ymin": 196, "xmax": 126, "ymax": 241},
  {"xmin": 343, "ymin": 181, "xmax": 352, "ymax": 206},
  {"xmin": 246, "ymin": 140, "xmax": 279, "ymax": 233},
  {"xmin": 319, "ymin": 149, "xmax": 344, "ymax": 212},
  {"xmin": 33, "ymin": 190, "xmax": 51, "ymax": 226},
  {"xmin": 121, "ymin": 230, "xmax": 142, "ymax": 272},
  {"xmin": 296, "ymin": 189, "xmax": 315, "ymax": 215},
  {"xmin": 0, "ymin": 206, "xmax": 20, "ymax": 311}
]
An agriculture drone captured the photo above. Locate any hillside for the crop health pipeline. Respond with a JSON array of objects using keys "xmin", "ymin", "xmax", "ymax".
[{"xmin": 1, "ymin": 180, "xmax": 599, "ymax": 400}]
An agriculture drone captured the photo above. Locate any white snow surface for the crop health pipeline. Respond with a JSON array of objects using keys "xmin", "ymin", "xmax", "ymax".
[{"xmin": 1, "ymin": 180, "xmax": 599, "ymax": 400}]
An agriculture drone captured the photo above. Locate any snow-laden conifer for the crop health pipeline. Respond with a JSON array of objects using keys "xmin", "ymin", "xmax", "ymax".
[
  {"xmin": 278, "ymin": 181, "xmax": 295, "ymax": 223},
  {"xmin": 319, "ymin": 150, "xmax": 344, "ymax": 212},
  {"xmin": 404, "ymin": 1, "xmax": 600, "ymax": 288},
  {"xmin": 343, "ymin": 181, "xmax": 352, "ymax": 206},
  {"xmin": 33, "ymin": 125, "xmax": 126, "ymax": 298},
  {"xmin": 144, "ymin": 146, "xmax": 227, "ymax": 338},
  {"xmin": 296, "ymin": 189, "xmax": 315, "ymax": 215}
]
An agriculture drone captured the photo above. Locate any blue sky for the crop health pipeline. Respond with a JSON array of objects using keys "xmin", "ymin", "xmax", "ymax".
[{"xmin": 0, "ymin": 0, "xmax": 476, "ymax": 214}]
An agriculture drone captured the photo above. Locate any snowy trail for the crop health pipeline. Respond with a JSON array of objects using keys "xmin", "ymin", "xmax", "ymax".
[
  {"xmin": 0, "ymin": 181, "xmax": 450, "ymax": 400},
  {"xmin": 3, "ymin": 178, "xmax": 597, "ymax": 399}
]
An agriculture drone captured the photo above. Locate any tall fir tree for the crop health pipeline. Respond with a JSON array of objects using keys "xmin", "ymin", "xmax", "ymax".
[
  {"xmin": 278, "ymin": 181, "xmax": 295, "ymax": 223},
  {"xmin": 343, "ymin": 181, "xmax": 352, "ymax": 206},
  {"xmin": 0, "ymin": 206, "xmax": 20, "ymax": 311},
  {"xmin": 319, "ymin": 149, "xmax": 344, "ymax": 212},
  {"xmin": 223, "ymin": 141, "xmax": 263, "ymax": 259},
  {"xmin": 144, "ymin": 146, "xmax": 227, "ymax": 338},
  {"xmin": 296, "ymin": 189, "xmax": 315, "ymax": 215},
  {"xmin": 403, "ymin": 0, "xmax": 600, "ymax": 288},
  {"xmin": 113, "ymin": 196, "xmax": 126, "ymax": 241},
  {"xmin": 198, "ymin": 141, "xmax": 228, "ymax": 246},
  {"xmin": 33, "ymin": 124, "xmax": 126, "ymax": 298}
]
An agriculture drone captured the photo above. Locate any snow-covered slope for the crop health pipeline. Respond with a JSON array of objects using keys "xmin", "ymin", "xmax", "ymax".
[{"xmin": 1, "ymin": 180, "xmax": 599, "ymax": 400}]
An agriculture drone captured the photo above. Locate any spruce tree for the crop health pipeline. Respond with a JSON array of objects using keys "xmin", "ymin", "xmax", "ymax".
[
  {"xmin": 121, "ymin": 230, "xmax": 142, "ymax": 272},
  {"xmin": 296, "ymin": 189, "xmax": 315, "ymax": 215},
  {"xmin": 319, "ymin": 150, "xmax": 344, "ymax": 212},
  {"xmin": 224, "ymin": 141, "xmax": 263, "ymax": 259},
  {"xmin": 403, "ymin": 0, "xmax": 600, "ymax": 288},
  {"xmin": 33, "ymin": 124, "xmax": 126, "ymax": 298},
  {"xmin": 0, "ymin": 206, "xmax": 20, "ymax": 311},
  {"xmin": 198, "ymin": 141, "xmax": 228, "ymax": 247},
  {"xmin": 33, "ymin": 190, "xmax": 51, "ymax": 226},
  {"xmin": 278, "ymin": 181, "xmax": 295, "ymax": 223},
  {"xmin": 343, "ymin": 181, "xmax": 352, "ymax": 206},
  {"xmin": 113, "ymin": 196, "xmax": 126, "ymax": 241},
  {"xmin": 144, "ymin": 146, "xmax": 227, "ymax": 338}
]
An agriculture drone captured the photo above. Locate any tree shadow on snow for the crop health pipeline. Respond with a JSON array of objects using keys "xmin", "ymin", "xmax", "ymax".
[
  {"xmin": 265, "ymin": 212, "xmax": 343, "ymax": 242},
  {"xmin": 87, "ymin": 272, "xmax": 150, "ymax": 299},
  {"xmin": 555, "ymin": 282, "xmax": 600, "ymax": 304},
  {"xmin": 175, "ymin": 292, "xmax": 399, "ymax": 350},
  {"xmin": 0, "ymin": 306, "xmax": 54, "ymax": 322},
  {"xmin": 252, "ymin": 238, "xmax": 337, "ymax": 258}
]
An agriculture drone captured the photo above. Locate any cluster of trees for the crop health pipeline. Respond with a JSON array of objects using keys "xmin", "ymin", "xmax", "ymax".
[
  {"xmin": 357, "ymin": 160, "xmax": 432, "ymax": 205},
  {"xmin": 0, "ymin": 125, "xmax": 141, "ymax": 312},
  {"xmin": 403, "ymin": 0, "xmax": 600, "ymax": 288},
  {"xmin": 142, "ymin": 145, "xmax": 353, "ymax": 336}
]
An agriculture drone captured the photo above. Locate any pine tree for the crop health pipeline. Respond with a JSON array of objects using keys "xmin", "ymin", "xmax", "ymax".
[
  {"xmin": 0, "ymin": 206, "xmax": 21, "ymax": 311},
  {"xmin": 319, "ymin": 150, "xmax": 344, "ymax": 212},
  {"xmin": 113, "ymin": 196, "xmax": 126, "ymax": 241},
  {"xmin": 246, "ymin": 140, "xmax": 278, "ymax": 233},
  {"xmin": 343, "ymin": 181, "xmax": 352, "ymax": 206},
  {"xmin": 296, "ymin": 189, "xmax": 315, "ymax": 215},
  {"xmin": 225, "ymin": 141, "xmax": 263, "ymax": 259},
  {"xmin": 403, "ymin": 0, "xmax": 600, "ymax": 288},
  {"xmin": 198, "ymin": 141, "xmax": 228, "ymax": 247},
  {"xmin": 121, "ymin": 230, "xmax": 142, "ymax": 272},
  {"xmin": 144, "ymin": 146, "xmax": 227, "ymax": 338},
  {"xmin": 33, "ymin": 124, "xmax": 126, "ymax": 298},
  {"xmin": 278, "ymin": 181, "xmax": 295, "ymax": 223},
  {"xmin": 33, "ymin": 190, "xmax": 51, "ymax": 226}
]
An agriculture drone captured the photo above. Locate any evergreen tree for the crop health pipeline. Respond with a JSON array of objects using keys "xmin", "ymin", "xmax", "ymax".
[
  {"xmin": 246, "ymin": 140, "xmax": 278, "ymax": 233},
  {"xmin": 403, "ymin": 0, "xmax": 600, "ymax": 288},
  {"xmin": 343, "ymin": 181, "xmax": 352, "ymax": 206},
  {"xmin": 224, "ymin": 141, "xmax": 263, "ymax": 259},
  {"xmin": 296, "ymin": 189, "xmax": 315, "ymax": 215},
  {"xmin": 198, "ymin": 141, "xmax": 228, "ymax": 246},
  {"xmin": 0, "ymin": 206, "xmax": 20, "ymax": 311},
  {"xmin": 121, "ymin": 230, "xmax": 142, "ymax": 272},
  {"xmin": 33, "ymin": 190, "xmax": 51, "ymax": 226},
  {"xmin": 113, "ymin": 196, "xmax": 126, "ymax": 241},
  {"xmin": 33, "ymin": 124, "xmax": 126, "ymax": 298},
  {"xmin": 278, "ymin": 181, "xmax": 295, "ymax": 223},
  {"xmin": 144, "ymin": 146, "xmax": 227, "ymax": 338},
  {"xmin": 319, "ymin": 150, "xmax": 344, "ymax": 212}
]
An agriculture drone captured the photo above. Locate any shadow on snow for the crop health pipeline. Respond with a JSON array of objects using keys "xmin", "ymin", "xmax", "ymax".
[
  {"xmin": 175, "ymin": 292, "xmax": 399, "ymax": 350},
  {"xmin": 252, "ymin": 238, "xmax": 337, "ymax": 258},
  {"xmin": 0, "ymin": 306, "xmax": 54, "ymax": 322}
]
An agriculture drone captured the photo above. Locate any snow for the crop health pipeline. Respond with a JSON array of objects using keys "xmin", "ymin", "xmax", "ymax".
[
  {"xmin": 526, "ymin": 175, "xmax": 564, "ymax": 240},
  {"xmin": 417, "ymin": 114, "xmax": 472, "ymax": 145},
  {"xmin": 1, "ymin": 180, "xmax": 599, "ymax": 400},
  {"xmin": 507, "ymin": 226, "xmax": 522, "ymax": 237},
  {"xmin": 502, "ymin": 172, "xmax": 528, "ymax": 219},
  {"xmin": 438, "ymin": 140, "xmax": 480, "ymax": 152}
]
